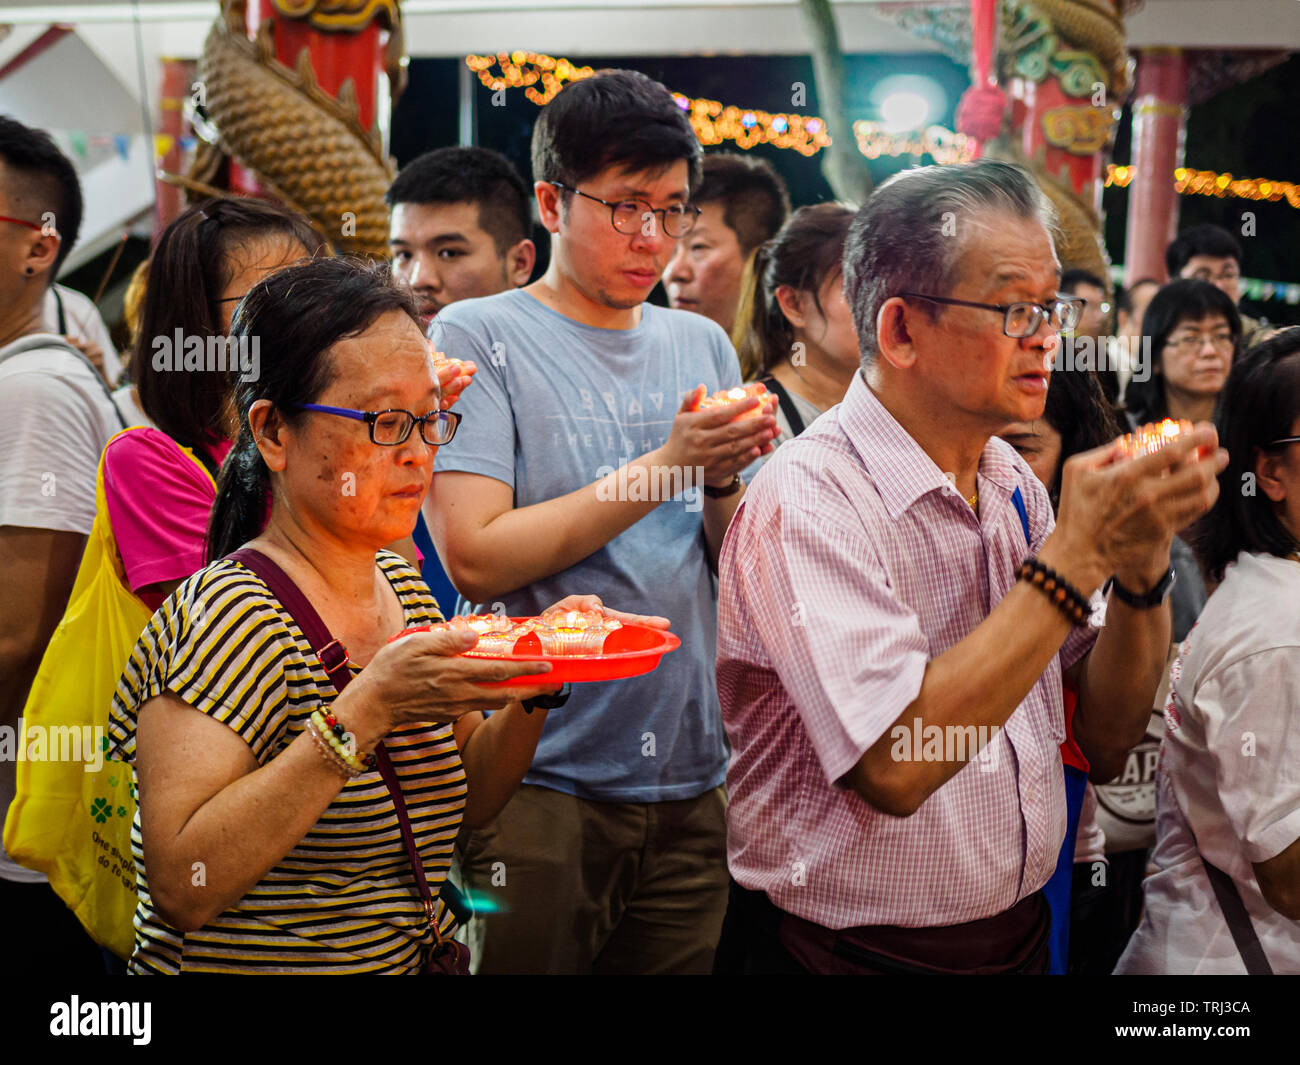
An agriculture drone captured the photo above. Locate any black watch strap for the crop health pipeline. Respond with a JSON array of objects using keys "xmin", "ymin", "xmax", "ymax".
[
  {"xmin": 522, "ymin": 683, "xmax": 572, "ymax": 713},
  {"xmin": 703, "ymin": 474, "xmax": 743, "ymax": 499},
  {"xmin": 1104, "ymin": 566, "xmax": 1177, "ymax": 608}
]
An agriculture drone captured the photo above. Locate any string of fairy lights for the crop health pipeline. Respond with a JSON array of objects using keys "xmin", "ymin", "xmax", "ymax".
[{"xmin": 464, "ymin": 51, "xmax": 1299, "ymax": 214}]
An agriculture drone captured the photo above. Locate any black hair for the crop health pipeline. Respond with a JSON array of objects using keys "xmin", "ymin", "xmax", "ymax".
[
  {"xmin": 734, "ymin": 203, "xmax": 855, "ymax": 380},
  {"xmin": 386, "ymin": 146, "xmax": 531, "ymax": 255},
  {"xmin": 530, "ymin": 69, "xmax": 702, "ymax": 200},
  {"xmin": 1165, "ymin": 223, "xmax": 1243, "ymax": 278},
  {"xmin": 692, "ymin": 152, "xmax": 791, "ymax": 258},
  {"xmin": 1060, "ymin": 268, "xmax": 1106, "ymax": 295},
  {"xmin": 1117, "ymin": 277, "xmax": 1160, "ymax": 315},
  {"xmin": 1040, "ymin": 367, "xmax": 1122, "ymax": 506},
  {"xmin": 134, "ymin": 199, "xmax": 326, "ymax": 464},
  {"xmin": 205, "ymin": 257, "xmax": 421, "ymax": 562},
  {"xmin": 1125, "ymin": 278, "xmax": 1242, "ymax": 423},
  {"xmin": 0, "ymin": 114, "xmax": 83, "ymax": 273},
  {"xmin": 1187, "ymin": 327, "xmax": 1300, "ymax": 583}
]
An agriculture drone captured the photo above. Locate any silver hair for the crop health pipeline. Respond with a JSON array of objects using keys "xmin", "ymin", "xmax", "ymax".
[{"xmin": 842, "ymin": 160, "xmax": 1060, "ymax": 370}]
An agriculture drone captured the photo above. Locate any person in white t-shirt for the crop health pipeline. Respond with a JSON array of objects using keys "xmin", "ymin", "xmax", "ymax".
[
  {"xmin": 0, "ymin": 116, "xmax": 122, "ymax": 974},
  {"xmin": 42, "ymin": 282, "xmax": 122, "ymax": 386},
  {"xmin": 1118, "ymin": 326, "xmax": 1300, "ymax": 974}
]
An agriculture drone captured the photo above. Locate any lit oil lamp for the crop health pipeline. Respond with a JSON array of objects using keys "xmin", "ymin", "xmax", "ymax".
[
  {"xmin": 690, "ymin": 381, "xmax": 777, "ymax": 421},
  {"xmin": 431, "ymin": 351, "xmax": 464, "ymax": 372},
  {"xmin": 458, "ymin": 613, "xmax": 516, "ymax": 654},
  {"xmin": 1115, "ymin": 418, "xmax": 1195, "ymax": 459},
  {"xmin": 536, "ymin": 608, "xmax": 623, "ymax": 655}
]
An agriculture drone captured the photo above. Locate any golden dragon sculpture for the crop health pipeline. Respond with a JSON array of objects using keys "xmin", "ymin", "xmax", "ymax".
[{"xmin": 185, "ymin": 0, "xmax": 398, "ymax": 258}]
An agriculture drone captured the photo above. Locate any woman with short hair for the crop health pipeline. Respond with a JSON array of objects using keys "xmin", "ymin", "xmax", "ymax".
[
  {"xmin": 108, "ymin": 257, "xmax": 658, "ymax": 973},
  {"xmin": 1117, "ymin": 327, "xmax": 1300, "ymax": 973}
]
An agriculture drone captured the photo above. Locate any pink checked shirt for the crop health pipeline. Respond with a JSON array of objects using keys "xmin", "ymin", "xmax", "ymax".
[{"xmin": 717, "ymin": 370, "xmax": 1098, "ymax": 930}]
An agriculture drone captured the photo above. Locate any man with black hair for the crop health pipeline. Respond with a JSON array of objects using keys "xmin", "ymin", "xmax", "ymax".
[
  {"xmin": 663, "ymin": 151, "xmax": 790, "ymax": 335},
  {"xmin": 387, "ymin": 146, "xmax": 536, "ymax": 327},
  {"xmin": 1060, "ymin": 267, "xmax": 1119, "ymax": 404},
  {"xmin": 0, "ymin": 114, "xmax": 121, "ymax": 972},
  {"xmin": 1060, "ymin": 268, "xmax": 1110, "ymax": 344},
  {"xmin": 1166, "ymin": 222, "xmax": 1263, "ymax": 344},
  {"xmin": 427, "ymin": 69, "xmax": 777, "ymax": 974}
]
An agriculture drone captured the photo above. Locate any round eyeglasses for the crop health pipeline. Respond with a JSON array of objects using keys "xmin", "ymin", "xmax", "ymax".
[
  {"xmin": 299, "ymin": 403, "xmax": 461, "ymax": 446},
  {"xmin": 550, "ymin": 181, "xmax": 701, "ymax": 238},
  {"xmin": 899, "ymin": 292, "xmax": 1085, "ymax": 339}
]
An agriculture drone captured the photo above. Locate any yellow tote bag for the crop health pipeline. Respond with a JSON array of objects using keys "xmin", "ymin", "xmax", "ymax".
[{"xmin": 3, "ymin": 428, "xmax": 212, "ymax": 959}]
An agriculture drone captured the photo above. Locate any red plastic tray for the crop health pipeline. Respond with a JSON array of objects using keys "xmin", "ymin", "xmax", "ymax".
[{"xmin": 388, "ymin": 619, "xmax": 681, "ymax": 687}]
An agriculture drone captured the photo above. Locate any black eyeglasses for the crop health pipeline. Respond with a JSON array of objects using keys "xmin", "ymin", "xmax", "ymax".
[
  {"xmin": 550, "ymin": 182, "xmax": 701, "ymax": 238},
  {"xmin": 299, "ymin": 403, "xmax": 461, "ymax": 446},
  {"xmin": 899, "ymin": 292, "xmax": 1085, "ymax": 339},
  {"xmin": 1268, "ymin": 436, "xmax": 1300, "ymax": 449}
]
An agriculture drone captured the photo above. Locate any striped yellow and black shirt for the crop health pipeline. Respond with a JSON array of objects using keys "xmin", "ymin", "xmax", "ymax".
[{"xmin": 107, "ymin": 550, "xmax": 464, "ymax": 974}]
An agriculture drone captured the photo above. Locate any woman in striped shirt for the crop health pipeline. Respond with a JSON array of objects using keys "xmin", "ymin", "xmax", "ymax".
[{"xmin": 108, "ymin": 257, "xmax": 663, "ymax": 973}]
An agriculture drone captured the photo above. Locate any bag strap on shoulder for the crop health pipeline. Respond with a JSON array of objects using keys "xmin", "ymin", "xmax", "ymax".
[
  {"xmin": 0, "ymin": 333, "xmax": 126, "ymax": 431},
  {"xmin": 1200, "ymin": 855, "xmax": 1274, "ymax": 974},
  {"xmin": 759, "ymin": 374, "xmax": 808, "ymax": 438},
  {"xmin": 224, "ymin": 547, "xmax": 470, "ymax": 929}
]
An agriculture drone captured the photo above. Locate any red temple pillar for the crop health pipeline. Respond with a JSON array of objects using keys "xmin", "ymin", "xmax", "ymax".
[
  {"xmin": 1124, "ymin": 48, "xmax": 1188, "ymax": 284},
  {"xmin": 156, "ymin": 57, "xmax": 193, "ymax": 234}
]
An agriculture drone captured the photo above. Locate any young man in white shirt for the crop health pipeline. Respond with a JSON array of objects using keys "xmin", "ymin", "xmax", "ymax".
[{"xmin": 0, "ymin": 116, "xmax": 122, "ymax": 973}]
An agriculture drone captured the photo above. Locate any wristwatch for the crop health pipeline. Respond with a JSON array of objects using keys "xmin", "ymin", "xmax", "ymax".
[
  {"xmin": 1104, "ymin": 566, "xmax": 1177, "ymax": 609},
  {"xmin": 522, "ymin": 683, "xmax": 572, "ymax": 714},
  {"xmin": 703, "ymin": 474, "xmax": 743, "ymax": 499}
]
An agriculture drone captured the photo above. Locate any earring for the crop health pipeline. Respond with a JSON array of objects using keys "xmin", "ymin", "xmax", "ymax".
[{"xmin": 24, "ymin": 267, "xmax": 33, "ymax": 276}]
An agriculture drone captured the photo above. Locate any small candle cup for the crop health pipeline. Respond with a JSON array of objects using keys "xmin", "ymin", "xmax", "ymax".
[
  {"xmin": 693, "ymin": 382, "xmax": 776, "ymax": 422},
  {"xmin": 1116, "ymin": 418, "xmax": 1195, "ymax": 460}
]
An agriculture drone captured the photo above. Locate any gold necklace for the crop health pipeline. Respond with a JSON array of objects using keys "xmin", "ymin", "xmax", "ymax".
[{"xmin": 967, "ymin": 489, "xmax": 979, "ymax": 510}]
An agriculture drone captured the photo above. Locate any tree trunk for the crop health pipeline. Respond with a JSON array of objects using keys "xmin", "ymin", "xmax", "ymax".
[{"xmin": 800, "ymin": 0, "xmax": 873, "ymax": 203}]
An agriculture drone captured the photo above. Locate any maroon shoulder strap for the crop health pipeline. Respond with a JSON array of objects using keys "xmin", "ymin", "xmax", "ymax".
[{"xmin": 225, "ymin": 548, "xmax": 440, "ymax": 927}]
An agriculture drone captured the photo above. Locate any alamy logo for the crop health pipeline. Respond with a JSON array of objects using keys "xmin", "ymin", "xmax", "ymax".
[
  {"xmin": 890, "ymin": 717, "xmax": 1001, "ymax": 771},
  {"xmin": 151, "ymin": 329, "xmax": 260, "ymax": 382},
  {"xmin": 594, "ymin": 463, "xmax": 703, "ymax": 513},
  {"xmin": 50, "ymin": 996, "xmax": 151, "ymax": 1045},
  {"xmin": 0, "ymin": 719, "xmax": 105, "ymax": 772}
]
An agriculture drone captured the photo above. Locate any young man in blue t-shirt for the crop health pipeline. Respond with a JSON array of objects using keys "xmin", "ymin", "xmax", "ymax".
[{"xmin": 426, "ymin": 69, "xmax": 777, "ymax": 974}]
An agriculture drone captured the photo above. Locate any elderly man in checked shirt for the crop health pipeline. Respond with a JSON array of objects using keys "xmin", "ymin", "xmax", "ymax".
[{"xmin": 713, "ymin": 161, "xmax": 1228, "ymax": 975}]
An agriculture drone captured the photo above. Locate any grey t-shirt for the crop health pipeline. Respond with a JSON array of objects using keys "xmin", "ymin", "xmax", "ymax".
[{"xmin": 431, "ymin": 288, "xmax": 746, "ymax": 801}]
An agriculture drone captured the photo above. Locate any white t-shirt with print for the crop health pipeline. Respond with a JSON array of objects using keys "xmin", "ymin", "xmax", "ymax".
[
  {"xmin": 0, "ymin": 333, "xmax": 122, "ymax": 883},
  {"xmin": 1117, "ymin": 551, "xmax": 1300, "ymax": 974}
]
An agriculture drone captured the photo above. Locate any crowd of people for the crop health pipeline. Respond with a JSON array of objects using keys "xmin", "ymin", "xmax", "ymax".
[{"xmin": 0, "ymin": 64, "xmax": 1296, "ymax": 976}]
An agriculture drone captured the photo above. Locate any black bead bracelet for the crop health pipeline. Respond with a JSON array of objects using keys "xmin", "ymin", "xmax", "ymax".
[{"xmin": 1016, "ymin": 557, "xmax": 1090, "ymax": 626}]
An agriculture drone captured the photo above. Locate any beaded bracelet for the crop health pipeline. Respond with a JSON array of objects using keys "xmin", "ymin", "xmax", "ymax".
[
  {"xmin": 1016, "ymin": 557, "xmax": 1090, "ymax": 626},
  {"xmin": 307, "ymin": 722, "xmax": 356, "ymax": 780},
  {"xmin": 309, "ymin": 709, "xmax": 376, "ymax": 776}
]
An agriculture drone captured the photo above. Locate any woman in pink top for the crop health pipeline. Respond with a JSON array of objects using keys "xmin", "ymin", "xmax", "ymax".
[{"xmin": 102, "ymin": 199, "xmax": 328, "ymax": 610}]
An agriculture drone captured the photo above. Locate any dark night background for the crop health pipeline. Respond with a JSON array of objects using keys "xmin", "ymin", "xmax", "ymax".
[
  {"xmin": 64, "ymin": 47, "xmax": 1300, "ymax": 338},
  {"xmin": 390, "ymin": 50, "xmax": 1300, "ymax": 326}
]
